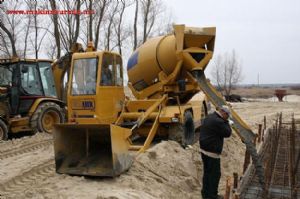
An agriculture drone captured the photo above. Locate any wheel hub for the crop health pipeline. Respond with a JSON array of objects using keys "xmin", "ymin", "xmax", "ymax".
[{"xmin": 42, "ymin": 110, "xmax": 60, "ymax": 133}]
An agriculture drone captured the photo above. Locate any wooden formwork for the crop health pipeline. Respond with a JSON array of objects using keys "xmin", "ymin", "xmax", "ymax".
[{"xmin": 230, "ymin": 114, "xmax": 300, "ymax": 199}]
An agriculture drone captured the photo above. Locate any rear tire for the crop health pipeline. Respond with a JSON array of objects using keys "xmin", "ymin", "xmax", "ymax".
[
  {"xmin": 0, "ymin": 119, "xmax": 8, "ymax": 141},
  {"xmin": 168, "ymin": 111, "xmax": 195, "ymax": 147},
  {"xmin": 183, "ymin": 111, "xmax": 195, "ymax": 146},
  {"xmin": 31, "ymin": 102, "xmax": 64, "ymax": 134}
]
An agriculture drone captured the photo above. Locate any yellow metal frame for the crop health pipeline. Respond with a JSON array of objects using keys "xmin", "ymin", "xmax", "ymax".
[
  {"xmin": 114, "ymin": 95, "xmax": 168, "ymax": 152},
  {"xmin": 51, "ymin": 26, "xmax": 218, "ymax": 177}
]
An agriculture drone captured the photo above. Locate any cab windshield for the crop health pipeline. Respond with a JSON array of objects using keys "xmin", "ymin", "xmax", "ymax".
[
  {"xmin": 20, "ymin": 63, "xmax": 44, "ymax": 95},
  {"xmin": 39, "ymin": 62, "xmax": 57, "ymax": 97},
  {"xmin": 71, "ymin": 58, "xmax": 98, "ymax": 95}
]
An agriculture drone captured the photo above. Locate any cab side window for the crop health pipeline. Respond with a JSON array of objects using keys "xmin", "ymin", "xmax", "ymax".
[
  {"xmin": 115, "ymin": 56, "xmax": 123, "ymax": 86},
  {"xmin": 101, "ymin": 53, "xmax": 114, "ymax": 86}
]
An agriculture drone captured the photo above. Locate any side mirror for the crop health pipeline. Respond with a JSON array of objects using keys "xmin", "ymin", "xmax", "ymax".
[{"xmin": 21, "ymin": 65, "xmax": 29, "ymax": 73}]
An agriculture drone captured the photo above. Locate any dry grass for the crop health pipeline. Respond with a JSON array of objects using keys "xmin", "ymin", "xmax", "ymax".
[{"xmin": 231, "ymin": 86, "xmax": 300, "ymax": 98}]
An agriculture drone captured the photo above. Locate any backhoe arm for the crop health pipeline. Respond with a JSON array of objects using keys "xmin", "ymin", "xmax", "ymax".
[{"xmin": 51, "ymin": 43, "xmax": 84, "ymax": 101}]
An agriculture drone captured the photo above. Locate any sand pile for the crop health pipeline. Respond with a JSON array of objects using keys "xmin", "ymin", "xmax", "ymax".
[{"xmin": 0, "ymin": 134, "xmax": 244, "ymax": 199}]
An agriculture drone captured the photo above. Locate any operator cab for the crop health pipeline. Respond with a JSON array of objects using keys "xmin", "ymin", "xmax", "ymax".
[
  {"xmin": 0, "ymin": 59, "xmax": 56, "ymax": 115},
  {"xmin": 67, "ymin": 52, "xmax": 124, "ymax": 124},
  {"xmin": 54, "ymin": 51, "xmax": 129, "ymax": 176}
]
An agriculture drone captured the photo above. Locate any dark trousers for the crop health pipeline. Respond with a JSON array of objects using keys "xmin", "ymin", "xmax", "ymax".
[{"xmin": 201, "ymin": 153, "xmax": 221, "ymax": 199}]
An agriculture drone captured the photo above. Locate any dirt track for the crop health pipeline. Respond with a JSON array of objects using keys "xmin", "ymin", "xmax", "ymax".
[{"xmin": 0, "ymin": 98, "xmax": 300, "ymax": 199}]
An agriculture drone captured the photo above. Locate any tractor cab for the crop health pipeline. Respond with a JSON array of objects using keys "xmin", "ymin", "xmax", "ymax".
[
  {"xmin": 0, "ymin": 59, "xmax": 64, "ymax": 140},
  {"xmin": 0, "ymin": 59, "xmax": 57, "ymax": 116}
]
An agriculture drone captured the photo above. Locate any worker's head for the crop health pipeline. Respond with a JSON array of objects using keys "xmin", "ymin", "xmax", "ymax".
[{"xmin": 219, "ymin": 105, "xmax": 231, "ymax": 120}]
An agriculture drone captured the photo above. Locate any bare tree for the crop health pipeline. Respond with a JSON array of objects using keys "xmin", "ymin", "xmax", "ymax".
[
  {"xmin": 23, "ymin": 1, "xmax": 34, "ymax": 58},
  {"xmin": 77, "ymin": 0, "xmax": 110, "ymax": 48},
  {"xmin": 28, "ymin": 0, "xmax": 49, "ymax": 59},
  {"xmin": 0, "ymin": 21, "xmax": 17, "ymax": 57},
  {"xmin": 141, "ymin": 0, "xmax": 151, "ymax": 43},
  {"xmin": 116, "ymin": 0, "xmax": 126, "ymax": 55},
  {"xmin": 83, "ymin": 0, "xmax": 108, "ymax": 49},
  {"xmin": 49, "ymin": 0, "xmax": 61, "ymax": 58},
  {"xmin": 87, "ymin": 0, "xmax": 93, "ymax": 42},
  {"xmin": 94, "ymin": 0, "xmax": 108, "ymax": 49},
  {"xmin": 55, "ymin": 0, "xmax": 82, "ymax": 51},
  {"xmin": 210, "ymin": 50, "xmax": 243, "ymax": 96},
  {"xmin": 133, "ymin": 0, "xmax": 138, "ymax": 50},
  {"xmin": 0, "ymin": 31, "xmax": 12, "ymax": 58},
  {"xmin": 0, "ymin": 1, "xmax": 21, "ymax": 58},
  {"xmin": 32, "ymin": 0, "xmax": 39, "ymax": 59},
  {"xmin": 104, "ymin": 1, "xmax": 119, "ymax": 51},
  {"xmin": 131, "ymin": 0, "xmax": 169, "ymax": 50},
  {"xmin": 0, "ymin": 0, "xmax": 174, "ymax": 60},
  {"xmin": 140, "ymin": 0, "xmax": 162, "ymax": 43},
  {"xmin": 114, "ymin": 0, "xmax": 134, "ymax": 55}
]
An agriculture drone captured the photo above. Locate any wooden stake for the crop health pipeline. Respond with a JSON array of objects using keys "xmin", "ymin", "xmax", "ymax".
[
  {"xmin": 224, "ymin": 177, "xmax": 231, "ymax": 199},
  {"xmin": 258, "ymin": 124, "xmax": 262, "ymax": 143}
]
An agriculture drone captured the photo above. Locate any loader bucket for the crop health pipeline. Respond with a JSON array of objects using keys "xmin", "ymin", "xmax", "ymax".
[{"xmin": 53, "ymin": 124, "xmax": 133, "ymax": 177}]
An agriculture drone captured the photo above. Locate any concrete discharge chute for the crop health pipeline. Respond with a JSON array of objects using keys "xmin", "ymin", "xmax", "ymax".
[{"xmin": 53, "ymin": 25, "xmax": 264, "ymax": 185}]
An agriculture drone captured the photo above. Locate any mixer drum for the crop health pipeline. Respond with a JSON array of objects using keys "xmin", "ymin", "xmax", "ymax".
[{"xmin": 127, "ymin": 35, "xmax": 177, "ymax": 91}]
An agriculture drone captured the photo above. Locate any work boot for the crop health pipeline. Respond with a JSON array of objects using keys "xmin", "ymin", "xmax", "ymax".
[
  {"xmin": 215, "ymin": 195, "xmax": 224, "ymax": 199},
  {"xmin": 203, "ymin": 195, "xmax": 224, "ymax": 199}
]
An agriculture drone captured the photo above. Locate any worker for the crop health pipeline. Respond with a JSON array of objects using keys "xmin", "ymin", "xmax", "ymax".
[
  {"xmin": 101, "ymin": 64, "xmax": 113, "ymax": 86},
  {"xmin": 199, "ymin": 105, "xmax": 232, "ymax": 199},
  {"xmin": 86, "ymin": 76, "xmax": 96, "ymax": 94}
]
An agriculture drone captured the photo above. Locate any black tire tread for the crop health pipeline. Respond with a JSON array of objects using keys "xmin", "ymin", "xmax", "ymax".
[
  {"xmin": 183, "ymin": 111, "xmax": 195, "ymax": 146},
  {"xmin": 0, "ymin": 119, "xmax": 8, "ymax": 141},
  {"xmin": 30, "ymin": 102, "xmax": 64, "ymax": 134}
]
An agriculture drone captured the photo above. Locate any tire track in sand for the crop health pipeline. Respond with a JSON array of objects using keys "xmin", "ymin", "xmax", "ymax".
[
  {"xmin": 0, "ymin": 139, "xmax": 53, "ymax": 160},
  {"xmin": 0, "ymin": 159, "xmax": 55, "ymax": 198}
]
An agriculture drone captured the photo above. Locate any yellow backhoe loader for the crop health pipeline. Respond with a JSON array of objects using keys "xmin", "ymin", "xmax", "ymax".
[
  {"xmin": 0, "ymin": 58, "xmax": 65, "ymax": 140},
  {"xmin": 53, "ymin": 25, "xmax": 264, "ymax": 184}
]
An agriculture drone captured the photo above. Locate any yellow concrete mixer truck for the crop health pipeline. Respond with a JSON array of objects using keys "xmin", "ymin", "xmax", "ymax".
[{"xmin": 53, "ymin": 25, "xmax": 263, "ymax": 184}]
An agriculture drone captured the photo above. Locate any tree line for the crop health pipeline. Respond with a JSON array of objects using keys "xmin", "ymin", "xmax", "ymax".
[
  {"xmin": 0, "ymin": 1, "xmax": 243, "ymax": 95},
  {"xmin": 0, "ymin": 0, "xmax": 173, "ymax": 59}
]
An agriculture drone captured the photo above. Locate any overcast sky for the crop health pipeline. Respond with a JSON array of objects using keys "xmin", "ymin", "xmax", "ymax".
[{"xmin": 165, "ymin": 0, "xmax": 300, "ymax": 84}]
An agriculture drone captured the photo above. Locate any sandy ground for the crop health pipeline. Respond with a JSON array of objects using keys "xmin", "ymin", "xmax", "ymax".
[{"xmin": 1, "ymin": 96, "xmax": 300, "ymax": 199}]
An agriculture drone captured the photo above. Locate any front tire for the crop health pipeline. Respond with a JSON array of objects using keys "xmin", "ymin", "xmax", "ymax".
[
  {"xmin": 0, "ymin": 119, "xmax": 8, "ymax": 141},
  {"xmin": 183, "ymin": 111, "xmax": 195, "ymax": 146},
  {"xmin": 31, "ymin": 102, "xmax": 64, "ymax": 134}
]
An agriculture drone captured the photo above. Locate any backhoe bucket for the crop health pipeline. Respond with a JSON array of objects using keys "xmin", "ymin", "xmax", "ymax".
[{"xmin": 53, "ymin": 124, "xmax": 133, "ymax": 177}]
